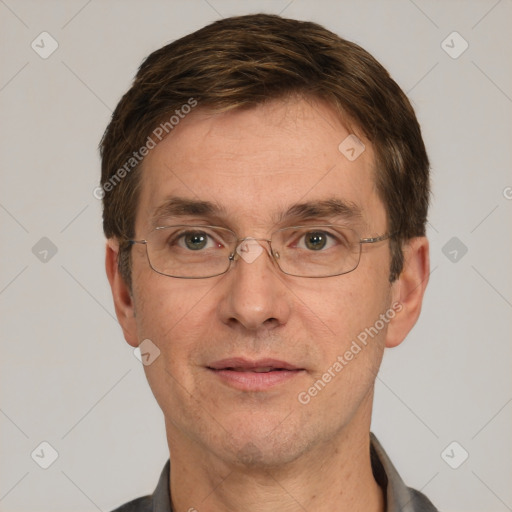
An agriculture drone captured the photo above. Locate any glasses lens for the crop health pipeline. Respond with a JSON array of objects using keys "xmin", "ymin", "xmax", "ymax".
[
  {"xmin": 146, "ymin": 225, "xmax": 236, "ymax": 278},
  {"xmin": 271, "ymin": 225, "xmax": 361, "ymax": 277}
]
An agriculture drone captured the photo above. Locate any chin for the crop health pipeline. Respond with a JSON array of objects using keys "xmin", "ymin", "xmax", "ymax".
[{"xmin": 215, "ymin": 414, "xmax": 319, "ymax": 469}]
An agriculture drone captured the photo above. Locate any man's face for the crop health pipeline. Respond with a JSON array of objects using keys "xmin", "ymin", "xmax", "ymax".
[{"xmin": 127, "ymin": 97, "xmax": 397, "ymax": 466}]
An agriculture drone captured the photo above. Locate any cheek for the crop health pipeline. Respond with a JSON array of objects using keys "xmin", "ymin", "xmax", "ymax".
[
  {"xmin": 132, "ymin": 268, "xmax": 221, "ymax": 368},
  {"xmin": 293, "ymin": 263, "xmax": 391, "ymax": 339},
  {"xmin": 296, "ymin": 267, "xmax": 392, "ymax": 394},
  {"xmin": 132, "ymin": 277, "xmax": 216, "ymax": 413},
  {"xmin": 298, "ymin": 277, "xmax": 392, "ymax": 407}
]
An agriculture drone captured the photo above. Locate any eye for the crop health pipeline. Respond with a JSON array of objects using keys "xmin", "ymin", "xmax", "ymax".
[
  {"xmin": 183, "ymin": 231, "xmax": 210, "ymax": 250},
  {"xmin": 173, "ymin": 230, "xmax": 221, "ymax": 251},
  {"xmin": 296, "ymin": 230, "xmax": 337, "ymax": 251}
]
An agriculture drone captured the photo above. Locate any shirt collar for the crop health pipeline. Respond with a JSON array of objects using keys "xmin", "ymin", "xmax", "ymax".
[{"xmin": 371, "ymin": 432, "xmax": 419, "ymax": 511}]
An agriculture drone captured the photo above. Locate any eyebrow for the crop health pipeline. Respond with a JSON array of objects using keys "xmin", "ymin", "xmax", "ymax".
[
  {"xmin": 151, "ymin": 197, "xmax": 226, "ymax": 226},
  {"xmin": 279, "ymin": 198, "xmax": 363, "ymax": 224},
  {"xmin": 150, "ymin": 196, "xmax": 363, "ymax": 226}
]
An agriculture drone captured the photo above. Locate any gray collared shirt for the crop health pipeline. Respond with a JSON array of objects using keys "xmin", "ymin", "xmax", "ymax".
[{"xmin": 111, "ymin": 433, "xmax": 438, "ymax": 512}]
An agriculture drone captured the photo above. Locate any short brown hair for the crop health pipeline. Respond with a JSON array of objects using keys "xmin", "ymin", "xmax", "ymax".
[{"xmin": 100, "ymin": 13, "xmax": 429, "ymax": 286}]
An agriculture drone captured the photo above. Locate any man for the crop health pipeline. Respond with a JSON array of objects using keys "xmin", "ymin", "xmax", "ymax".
[{"xmin": 101, "ymin": 13, "xmax": 437, "ymax": 512}]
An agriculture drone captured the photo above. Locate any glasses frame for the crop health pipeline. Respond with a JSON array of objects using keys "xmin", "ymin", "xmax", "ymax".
[{"xmin": 128, "ymin": 224, "xmax": 393, "ymax": 279}]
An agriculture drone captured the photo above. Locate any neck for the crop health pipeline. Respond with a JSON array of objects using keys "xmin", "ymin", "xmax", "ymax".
[{"xmin": 166, "ymin": 409, "xmax": 385, "ymax": 512}]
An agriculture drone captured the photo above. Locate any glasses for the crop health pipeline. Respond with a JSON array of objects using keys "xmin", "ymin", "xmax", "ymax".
[{"xmin": 128, "ymin": 224, "xmax": 392, "ymax": 279}]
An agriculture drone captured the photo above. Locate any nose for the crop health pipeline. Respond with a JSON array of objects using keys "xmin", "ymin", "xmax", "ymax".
[{"xmin": 217, "ymin": 238, "xmax": 292, "ymax": 332}]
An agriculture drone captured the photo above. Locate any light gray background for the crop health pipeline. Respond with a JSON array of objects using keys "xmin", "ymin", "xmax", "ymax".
[{"xmin": 1, "ymin": 0, "xmax": 511, "ymax": 511}]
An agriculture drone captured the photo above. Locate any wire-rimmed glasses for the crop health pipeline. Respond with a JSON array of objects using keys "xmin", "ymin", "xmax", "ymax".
[{"xmin": 128, "ymin": 224, "xmax": 392, "ymax": 279}]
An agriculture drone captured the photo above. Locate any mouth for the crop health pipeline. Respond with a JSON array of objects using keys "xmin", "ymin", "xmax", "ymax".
[
  {"xmin": 208, "ymin": 357, "xmax": 301, "ymax": 372},
  {"xmin": 207, "ymin": 358, "xmax": 305, "ymax": 391},
  {"xmin": 222, "ymin": 367, "xmax": 288, "ymax": 372}
]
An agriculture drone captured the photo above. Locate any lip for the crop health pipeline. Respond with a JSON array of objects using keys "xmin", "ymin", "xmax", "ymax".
[
  {"xmin": 208, "ymin": 357, "xmax": 301, "ymax": 371},
  {"xmin": 207, "ymin": 357, "xmax": 305, "ymax": 391}
]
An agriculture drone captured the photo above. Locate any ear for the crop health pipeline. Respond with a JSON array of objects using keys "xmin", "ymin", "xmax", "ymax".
[
  {"xmin": 105, "ymin": 239, "xmax": 139, "ymax": 348},
  {"xmin": 385, "ymin": 237, "xmax": 430, "ymax": 348}
]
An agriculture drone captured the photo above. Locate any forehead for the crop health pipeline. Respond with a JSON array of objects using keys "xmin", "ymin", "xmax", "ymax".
[{"xmin": 136, "ymin": 98, "xmax": 385, "ymax": 233}]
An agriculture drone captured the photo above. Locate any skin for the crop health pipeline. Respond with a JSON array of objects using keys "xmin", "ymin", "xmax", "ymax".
[{"xmin": 106, "ymin": 96, "xmax": 429, "ymax": 512}]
